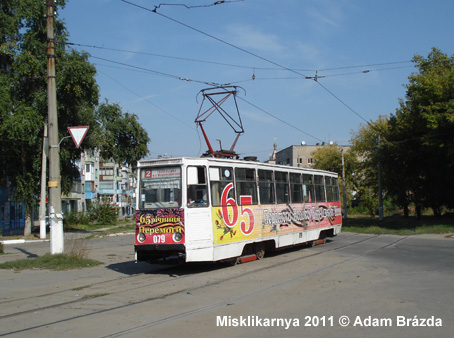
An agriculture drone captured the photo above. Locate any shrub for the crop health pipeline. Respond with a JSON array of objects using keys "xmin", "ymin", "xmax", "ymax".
[
  {"xmin": 90, "ymin": 197, "xmax": 119, "ymax": 225},
  {"xmin": 63, "ymin": 197, "xmax": 119, "ymax": 228}
]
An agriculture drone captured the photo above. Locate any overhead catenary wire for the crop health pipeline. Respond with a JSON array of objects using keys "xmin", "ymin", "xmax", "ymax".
[
  {"xmin": 120, "ymin": 0, "xmax": 311, "ymax": 79},
  {"xmin": 67, "ymin": 42, "xmax": 412, "ymax": 74},
  {"xmin": 237, "ymin": 96, "xmax": 324, "ymax": 143},
  {"xmin": 152, "ymin": 0, "xmax": 245, "ymax": 10},
  {"xmin": 98, "ymin": 69, "xmax": 205, "ymax": 155},
  {"xmin": 119, "ymin": 0, "xmax": 389, "ymax": 127},
  {"xmin": 98, "ymin": 69, "xmax": 196, "ymax": 131},
  {"xmin": 90, "ymin": 54, "xmax": 326, "ymax": 142},
  {"xmin": 90, "ymin": 55, "xmax": 223, "ymax": 87}
]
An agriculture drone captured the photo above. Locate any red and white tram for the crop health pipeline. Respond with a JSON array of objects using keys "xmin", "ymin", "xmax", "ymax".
[{"xmin": 135, "ymin": 157, "xmax": 342, "ymax": 264}]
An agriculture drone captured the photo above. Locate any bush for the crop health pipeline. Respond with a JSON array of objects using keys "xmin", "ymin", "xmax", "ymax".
[
  {"xmin": 64, "ymin": 210, "xmax": 91, "ymax": 227},
  {"xmin": 89, "ymin": 197, "xmax": 119, "ymax": 225},
  {"xmin": 63, "ymin": 197, "xmax": 119, "ymax": 228}
]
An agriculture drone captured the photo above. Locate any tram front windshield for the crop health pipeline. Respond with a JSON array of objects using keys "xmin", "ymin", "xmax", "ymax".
[{"xmin": 140, "ymin": 166, "xmax": 181, "ymax": 209}]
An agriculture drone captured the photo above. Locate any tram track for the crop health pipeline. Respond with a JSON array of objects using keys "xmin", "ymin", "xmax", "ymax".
[
  {"xmin": 0, "ymin": 232, "xmax": 363, "ymax": 316},
  {"xmin": 0, "ymin": 233, "xmax": 372, "ymax": 321},
  {"xmin": 0, "ymin": 233, "xmax": 405, "ymax": 337}
]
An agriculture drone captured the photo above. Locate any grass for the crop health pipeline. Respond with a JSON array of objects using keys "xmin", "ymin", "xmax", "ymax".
[
  {"xmin": 64, "ymin": 219, "xmax": 134, "ymax": 232},
  {"xmin": 81, "ymin": 293, "xmax": 110, "ymax": 299},
  {"xmin": 0, "ymin": 253, "xmax": 103, "ymax": 271},
  {"xmin": 343, "ymin": 215, "xmax": 454, "ymax": 236}
]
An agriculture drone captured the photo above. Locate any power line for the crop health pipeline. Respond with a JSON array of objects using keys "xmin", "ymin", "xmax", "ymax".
[
  {"xmin": 94, "ymin": 56, "xmax": 325, "ymax": 143},
  {"xmin": 315, "ymin": 81, "xmax": 370, "ymax": 125},
  {"xmin": 152, "ymin": 0, "xmax": 245, "ymax": 10},
  {"xmin": 237, "ymin": 96, "xmax": 324, "ymax": 143},
  {"xmin": 98, "ymin": 69, "xmax": 196, "ymax": 131},
  {"xmin": 67, "ymin": 42, "xmax": 412, "ymax": 73},
  {"xmin": 90, "ymin": 55, "xmax": 222, "ymax": 86},
  {"xmin": 67, "ymin": 42, "xmax": 260, "ymax": 70},
  {"xmin": 119, "ymin": 0, "xmax": 384, "ymax": 127},
  {"xmin": 120, "ymin": 0, "xmax": 310, "ymax": 79},
  {"xmin": 91, "ymin": 57, "xmax": 331, "ymax": 142},
  {"xmin": 228, "ymin": 65, "xmax": 414, "ymax": 84}
]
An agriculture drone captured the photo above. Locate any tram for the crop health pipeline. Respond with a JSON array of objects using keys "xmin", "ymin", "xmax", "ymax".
[{"xmin": 134, "ymin": 157, "xmax": 342, "ymax": 264}]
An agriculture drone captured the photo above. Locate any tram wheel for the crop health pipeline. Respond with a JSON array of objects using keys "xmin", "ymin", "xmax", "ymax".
[
  {"xmin": 229, "ymin": 257, "xmax": 241, "ymax": 266},
  {"xmin": 256, "ymin": 249, "xmax": 265, "ymax": 260}
]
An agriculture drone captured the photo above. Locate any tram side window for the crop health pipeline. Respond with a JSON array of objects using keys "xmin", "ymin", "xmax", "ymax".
[
  {"xmin": 325, "ymin": 176, "xmax": 340, "ymax": 202},
  {"xmin": 187, "ymin": 166, "xmax": 208, "ymax": 207},
  {"xmin": 325, "ymin": 176, "xmax": 333, "ymax": 202},
  {"xmin": 303, "ymin": 174, "xmax": 315, "ymax": 203},
  {"xmin": 258, "ymin": 169, "xmax": 275, "ymax": 204},
  {"xmin": 210, "ymin": 167, "xmax": 235, "ymax": 207},
  {"xmin": 314, "ymin": 175, "xmax": 326, "ymax": 202},
  {"xmin": 275, "ymin": 171, "xmax": 289, "ymax": 204},
  {"xmin": 333, "ymin": 178, "xmax": 340, "ymax": 201},
  {"xmin": 290, "ymin": 173, "xmax": 303, "ymax": 203},
  {"xmin": 235, "ymin": 168, "xmax": 258, "ymax": 205}
]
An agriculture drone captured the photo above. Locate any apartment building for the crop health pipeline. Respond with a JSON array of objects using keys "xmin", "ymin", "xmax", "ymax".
[
  {"xmin": 275, "ymin": 143, "xmax": 350, "ymax": 168},
  {"xmin": 61, "ymin": 149, "xmax": 135, "ymax": 219}
]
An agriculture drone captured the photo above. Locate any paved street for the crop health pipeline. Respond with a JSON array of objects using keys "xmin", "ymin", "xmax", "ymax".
[{"xmin": 0, "ymin": 232, "xmax": 453, "ymax": 337}]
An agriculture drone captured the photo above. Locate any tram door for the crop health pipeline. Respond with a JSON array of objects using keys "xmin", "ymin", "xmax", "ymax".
[{"xmin": 185, "ymin": 166, "xmax": 212, "ymax": 250}]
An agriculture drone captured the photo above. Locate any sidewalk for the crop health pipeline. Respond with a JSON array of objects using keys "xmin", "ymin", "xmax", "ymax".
[{"xmin": 0, "ymin": 230, "xmax": 134, "ymax": 264}]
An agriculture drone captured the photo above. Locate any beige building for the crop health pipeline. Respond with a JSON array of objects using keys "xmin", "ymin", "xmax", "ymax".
[{"xmin": 274, "ymin": 143, "xmax": 350, "ymax": 168}]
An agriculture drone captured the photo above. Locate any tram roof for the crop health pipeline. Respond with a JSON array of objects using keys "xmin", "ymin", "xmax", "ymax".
[{"xmin": 138, "ymin": 157, "xmax": 338, "ymax": 177}]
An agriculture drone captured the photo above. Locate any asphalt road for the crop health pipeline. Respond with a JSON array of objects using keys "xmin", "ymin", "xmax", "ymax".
[{"xmin": 0, "ymin": 232, "xmax": 453, "ymax": 338}]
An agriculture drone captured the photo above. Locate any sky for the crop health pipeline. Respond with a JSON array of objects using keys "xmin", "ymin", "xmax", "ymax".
[{"xmin": 60, "ymin": 0, "xmax": 454, "ymax": 161}]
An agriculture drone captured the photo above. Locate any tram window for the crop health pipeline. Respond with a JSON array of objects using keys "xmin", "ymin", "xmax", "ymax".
[
  {"xmin": 333, "ymin": 178, "xmax": 340, "ymax": 201},
  {"xmin": 303, "ymin": 174, "xmax": 315, "ymax": 203},
  {"xmin": 235, "ymin": 168, "xmax": 257, "ymax": 205},
  {"xmin": 314, "ymin": 175, "xmax": 326, "ymax": 202},
  {"xmin": 187, "ymin": 166, "xmax": 208, "ymax": 207},
  {"xmin": 325, "ymin": 176, "xmax": 340, "ymax": 202},
  {"xmin": 275, "ymin": 171, "xmax": 289, "ymax": 204},
  {"xmin": 258, "ymin": 169, "xmax": 275, "ymax": 204},
  {"xmin": 325, "ymin": 176, "xmax": 333, "ymax": 202},
  {"xmin": 140, "ymin": 166, "xmax": 181, "ymax": 209},
  {"xmin": 290, "ymin": 173, "xmax": 303, "ymax": 203},
  {"xmin": 210, "ymin": 167, "xmax": 235, "ymax": 207}
]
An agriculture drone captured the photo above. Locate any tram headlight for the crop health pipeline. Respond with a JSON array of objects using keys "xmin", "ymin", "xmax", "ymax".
[
  {"xmin": 137, "ymin": 232, "xmax": 146, "ymax": 243},
  {"xmin": 173, "ymin": 232, "xmax": 183, "ymax": 242}
]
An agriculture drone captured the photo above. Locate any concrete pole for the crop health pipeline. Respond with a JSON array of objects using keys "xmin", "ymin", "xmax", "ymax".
[
  {"xmin": 47, "ymin": 1, "xmax": 64, "ymax": 254},
  {"xmin": 378, "ymin": 135, "xmax": 384, "ymax": 221},
  {"xmin": 341, "ymin": 148, "xmax": 347, "ymax": 219},
  {"xmin": 39, "ymin": 124, "xmax": 48, "ymax": 239}
]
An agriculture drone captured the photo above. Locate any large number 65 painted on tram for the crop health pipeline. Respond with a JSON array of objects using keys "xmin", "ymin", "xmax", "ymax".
[{"xmin": 220, "ymin": 183, "xmax": 255, "ymax": 235}]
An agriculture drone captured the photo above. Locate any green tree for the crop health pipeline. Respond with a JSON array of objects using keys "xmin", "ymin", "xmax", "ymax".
[
  {"xmin": 0, "ymin": 1, "xmax": 99, "ymax": 234},
  {"xmin": 311, "ymin": 144, "xmax": 359, "ymax": 211},
  {"xmin": 351, "ymin": 48, "xmax": 454, "ymax": 217},
  {"xmin": 93, "ymin": 101, "xmax": 150, "ymax": 166},
  {"xmin": 1, "ymin": 2, "xmax": 151, "ymax": 235},
  {"xmin": 385, "ymin": 48, "xmax": 454, "ymax": 216},
  {"xmin": 350, "ymin": 117, "xmax": 389, "ymax": 216}
]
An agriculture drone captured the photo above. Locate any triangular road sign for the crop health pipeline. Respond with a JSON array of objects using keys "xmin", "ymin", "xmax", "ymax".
[{"xmin": 67, "ymin": 126, "xmax": 89, "ymax": 148}]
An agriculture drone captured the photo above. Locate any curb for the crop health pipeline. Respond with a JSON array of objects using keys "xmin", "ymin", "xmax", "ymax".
[{"xmin": 0, "ymin": 239, "xmax": 50, "ymax": 245}]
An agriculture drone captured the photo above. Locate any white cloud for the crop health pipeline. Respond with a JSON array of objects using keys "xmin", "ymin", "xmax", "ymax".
[
  {"xmin": 223, "ymin": 24, "xmax": 286, "ymax": 54},
  {"xmin": 241, "ymin": 109, "xmax": 275, "ymax": 125},
  {"xmin": 304, "ymin": 0, "xmax": 354, "ymax": 35}
]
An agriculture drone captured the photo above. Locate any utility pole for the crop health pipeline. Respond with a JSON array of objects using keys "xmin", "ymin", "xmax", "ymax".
[
  {"xmin": 341, "ymin": 147, "xmax": 347, "ymax": 219},
  {"xmin": 47, "ymin": 0, "xmax": 64, "ymax": 254},
  {"xmin": 39, "ymin": 123, "xmax": 48, "ymax": 239},
  {"xmin": 377, "ymin": 135, "xmax": 384, "ymax": 221}
]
